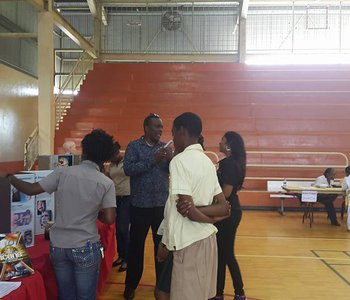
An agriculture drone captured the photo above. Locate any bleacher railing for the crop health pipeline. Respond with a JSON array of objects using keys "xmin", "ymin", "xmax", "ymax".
[
  {"xmin": 245, "ymin": 151, "xmax": 348, "ymax": 182},
  {"xmin": 204, "ymin": 150, "xmax": 349, "ymax": 185},
  {"xmin": 55, "ymin": 50, "xmax": 94, "ymax": 130},
  {"xmin": 24, "ymin": 126, "xmax": 39, "ymax": 171}
]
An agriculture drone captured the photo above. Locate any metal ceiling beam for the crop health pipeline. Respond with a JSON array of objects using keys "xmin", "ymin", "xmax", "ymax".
[
  {"xmin": 25, "ymin": 0, "xmax": 46, "ymax": 11},
  {"xmin": 240, "ymin": 0, "xmax": 249, "ymax": 18},
  {"xmin": 54, "ymin": 48, "xmax": 84, "ymax": 52},
  {"xmin": 100, "ymin": 0, "xmax": 350, "ymax": 3},
  {"xmin": 87, "ymin": 0, "xmax": 98, "ymax": 16},
  {"xmin": 249, "ymin": 0, "xmax": 350, "ymax": 4},
  {"xmin": 0, "ymin": 32, "xmax": 37, "ymax": 39},
  {"xmin": 100, "ymin": 53, "xmax": 238, "ymax": 62},
  {"xmin": 24, "ymin": 0, "xmax": 96, "ymax": 58},
  {"xmin": 0, "ymin": 14, "xmax": 28, "ymax": 32},
  {"xmin": 101, "ymin": 6, "xmax": 108, "ymax": 26},
  {"xmin": 52, "ymin": 9, "xmax": 97, "ymax": 58},
  {"xmin": 102, "ymin": 0, "xmax": 239, "ymax": 5},
  {"xmin": 86, "ymin": 0, "xmax": 108, "ymax": 26},
  {"xmin": 0, "ymin": 14, "xmax": 38, "ymax": 43},
  {"xmin": 54, "ymin": 1, "xmax": 89, "ymax": 7}
]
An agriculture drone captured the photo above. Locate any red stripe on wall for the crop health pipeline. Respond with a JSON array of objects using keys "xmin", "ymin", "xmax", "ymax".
[{"xmin": 0, "ymin": 161, "xmax": 24, "ymax": 173}]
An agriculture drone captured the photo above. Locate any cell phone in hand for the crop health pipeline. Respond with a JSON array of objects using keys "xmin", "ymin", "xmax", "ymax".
[{"xmin": 164, "ymin": 140, "xmax": 173, "ymax": 148}]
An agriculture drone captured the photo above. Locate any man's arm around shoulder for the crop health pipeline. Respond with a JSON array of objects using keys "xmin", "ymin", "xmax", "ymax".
[
  {"xmin": 177, "ymin": 194, "xmax": 230, "ymax": 224},
  {"xmin": 196, "ymin": 192, "xmax": 230, "ymax": 218}
]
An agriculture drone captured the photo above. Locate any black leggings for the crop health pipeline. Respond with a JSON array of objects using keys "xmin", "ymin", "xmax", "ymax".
[{"xmin": 215, "ymin": 208, "xmax": 244, "ymax": 296}]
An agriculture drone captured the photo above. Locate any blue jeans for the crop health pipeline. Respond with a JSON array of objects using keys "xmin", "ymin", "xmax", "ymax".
[
  {"xmin": 50, "ymin": 241, "xmax": 101, "ymax": 300},
  {"xmin": 116, "ymin": 196, "xmax": 131, "ymax": 262}
]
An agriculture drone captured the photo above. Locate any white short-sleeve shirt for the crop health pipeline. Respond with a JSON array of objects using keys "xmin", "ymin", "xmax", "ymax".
[
  {"xmin": 312, "ymin": 175, "xmax": 335, "ymax": 188},
  {"xmin": 158, "ymin": 144, "xmax": 222, "ymax": 251},
  {"xmin": 342, "ymin": 175, "xmax": 350, "ymax": 192}
]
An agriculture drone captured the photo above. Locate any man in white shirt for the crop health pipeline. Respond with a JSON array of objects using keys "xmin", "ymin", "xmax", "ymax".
[
  {"xmin": 157, "ymin": 112, "xmax": 230, "ymax": 300},
  {"xmin": 312, "ymin": 168, "xmax": 336, "ymax": 188},
  {"xmin": 341, "ymin": 166, "xmax": 350, "ymax": 231},
  {"xmin": 312, "ymin": 168, "xmax": 339, "ymax": 226}
]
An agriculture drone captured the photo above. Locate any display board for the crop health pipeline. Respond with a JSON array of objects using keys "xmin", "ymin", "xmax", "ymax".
[{"xmin": 10, "ymin": 174, "xmax": 35, "ymax": 248}]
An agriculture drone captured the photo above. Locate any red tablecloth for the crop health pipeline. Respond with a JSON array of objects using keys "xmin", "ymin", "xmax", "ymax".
[
  {"xmin": 96, "ymin": 221, "xmax": 116, "ymax": 294},
  {"xmin": 3, "ymin": 221, "xmax": 116, "ymax": 300},
  {"xmin": 26, "ymin": 235, "xmax": 57, "ymax": 300},
  {"xmin": 2, "ymin": 272, "xmax": 47, "ymax": 300}
]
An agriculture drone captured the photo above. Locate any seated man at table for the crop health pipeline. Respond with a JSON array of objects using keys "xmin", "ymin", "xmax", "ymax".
[
  {"xmin": 1, "ymin": 129, "xmax": 116, "ymax": 300},
  {"xmin": 312, "ymin": 168, "xmax": 340, "ymax": 226}
]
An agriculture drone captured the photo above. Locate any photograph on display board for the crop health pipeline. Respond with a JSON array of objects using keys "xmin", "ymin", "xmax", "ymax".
[
  {"xmin": 35, "ymin": 199, "xmax": 54, "ymax": 234},
  {"xmin": 40, "ymin": 210, "xmax": 52, "ymax": 229},
  {"xmin": 11, "ymin": 186, "xmax": 31, "ymax": 204},
  {"xmin": 23, "ymin": 230, "xmax": 33, "ymax": 247},
  {"xmin": 0, "ymin": 232, "xmax": 34, "ymax": 280},
  {"xmin": 33, "ymin": 171, "xmax": 55, "ymax": 213},
  {"xmin": 11, "ymin": 209, "xmax": 33, "ymax": 229},
  {"xmin": 54, "ymin": 155, "xmax": 73, "ymax": 168},
  {"xmin": 17, "ymin": 171, "xmax": 55, "ymax": 236},
  {"xmin": 11, "ymin": 205, "xmax": 35, "ymax": 248},
  {"xmin": 11, "ymin": 174, "xmax": 35, "ymax": 205},
  {"xmin": 36, "ymin": 199, "xmax": 46, "ymax": 215},
  {"xmin": 35, "ymin": 210, "xmax": 53, "ymax": 234}
]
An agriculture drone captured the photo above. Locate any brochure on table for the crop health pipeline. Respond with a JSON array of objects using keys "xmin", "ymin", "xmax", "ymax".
[{"xmin": 0, "ymin": 232, "xmax": 34, "ymax": 281}]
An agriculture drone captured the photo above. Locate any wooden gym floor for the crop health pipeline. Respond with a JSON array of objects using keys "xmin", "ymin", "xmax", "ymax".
[{"xmin": 100, "ymin": 211, "xmax": 350, "ymax": 300}]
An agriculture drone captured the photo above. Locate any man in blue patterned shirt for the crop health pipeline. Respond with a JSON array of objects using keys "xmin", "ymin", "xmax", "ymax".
[{"xmin": 123, "ymin": 113, "xmax": 172, "ymax": 300}]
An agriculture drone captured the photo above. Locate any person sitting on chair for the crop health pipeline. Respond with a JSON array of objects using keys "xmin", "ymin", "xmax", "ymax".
[{"xmin": 312, "ymin": 168, "xmax": 340, "ymax": 226}]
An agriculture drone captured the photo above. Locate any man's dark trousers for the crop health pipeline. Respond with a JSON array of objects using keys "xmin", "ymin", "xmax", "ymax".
[{"xmin": 125, "ymin": 205, "xmax": 165, "ymax": 290}]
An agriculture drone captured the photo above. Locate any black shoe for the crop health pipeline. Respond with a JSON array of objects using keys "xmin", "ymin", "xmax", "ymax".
[
  {"xmin": 331, "ymin": 222, "xmax": 341, "ymax": 226},
  {"xmin": 112, "ymin": 257, "xmax": 123, "ymax": 267},
  {"xmin": 123, "ymin": 287, "xmax": 135, "ymax": 300},
  {"xmin": 118, "ymin": 262, "xmax": 127, "ymax": 273}
]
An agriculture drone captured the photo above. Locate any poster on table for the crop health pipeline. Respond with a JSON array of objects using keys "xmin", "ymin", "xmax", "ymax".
[
  {"xmin": 10, "ymin": 174, "xmax": 35, "ymax": 248},
  {"xmin": 0, "ymin": 232, "xmax": 34, "ymax": 280}
]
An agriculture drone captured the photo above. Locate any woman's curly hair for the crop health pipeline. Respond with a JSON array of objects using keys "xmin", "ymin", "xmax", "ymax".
[{"xmin": 81, "ymin": 129, "xmax": 114, "ymax": 165}]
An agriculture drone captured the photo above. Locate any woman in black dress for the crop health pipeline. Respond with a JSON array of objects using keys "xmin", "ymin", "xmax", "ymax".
[{"xmin": 212, "ymin": 131, "xmax": 246, "ymax": 300}]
